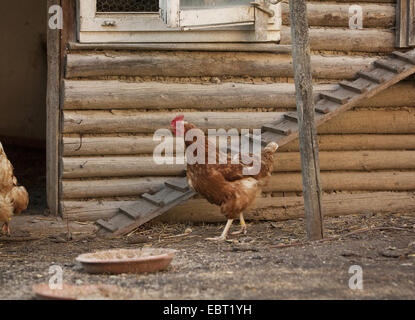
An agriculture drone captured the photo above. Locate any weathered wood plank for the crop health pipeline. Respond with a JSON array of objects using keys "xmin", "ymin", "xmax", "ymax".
[
  {"xmin": 68, "ymin": 42, "xmax": 293, "ymax": 53},
  {"xmin": 62, "ymin": 157, "xmax": 185, "ymax": 179},
  {"xmin": 62, "ymin": 110, "xmax": 415, "ymax": 134},
  {"xmin": 63, "ymin": 81, "xmax": 337, "ymax": 110},
  {"xmin": 280, "ymin": 26, "xmax": 395, "ymax": 53},
  {"xmin": 61, "ymin": 150, "xmax": 415, "ymax": 181},
  {"xmin": 64, "ymin": 53, "xmax": 376, "ymax": 79},
  {"xmin": 63, "ymin": 134, "xmax": 415, "ymax": 156},
  {"xmin": 61, "ymin": 191, "xmax": 415, "ymax": 222},
  {"xmin": 62, "ymin": 177, "xmax": 166, "ymax": 199},
  {"xmin": 281, "ymin": 3, "xmax": 395, "ymax": 28},
  {"xmin": 63, "ymin": 81, "xmax": 415, "ymax": 110},
  {"xmin": 264, "ymin": 171, "xmax": 415, "ymax": 193},
  {"xmin": 141, "ymin": 187, "xmax": 185, "ymax": 207}
]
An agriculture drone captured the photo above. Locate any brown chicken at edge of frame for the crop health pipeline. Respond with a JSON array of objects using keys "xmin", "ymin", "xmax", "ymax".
[
  {"xmin": 171, "ymin": 115, "xmax": 279, "ymax": 241},
  {"xmin": 0, "ymin": 142, "xmax": 29, "ymax": 236}
]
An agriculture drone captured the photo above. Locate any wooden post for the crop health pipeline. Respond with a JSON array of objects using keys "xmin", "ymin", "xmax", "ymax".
[
  {"xmin": 396, "ymin": 0, "xmax": 415, "ymax": 48},
  {"xmin": 289, "ymin": 0, "xmax": 324, "ymax": 240},
  {"xmin": 46, "ymin": 0, "xmax": 62, "ymax": 215},
  {"xmin": 46, "ymin": 0, "xmax": 77, "ymax": 216},
  {"xmin": 396, "ymin": 0, "xmax": 409, "ymax": 48}
]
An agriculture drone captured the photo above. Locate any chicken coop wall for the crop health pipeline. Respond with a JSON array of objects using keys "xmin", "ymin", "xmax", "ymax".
[{"xmin": 58, "ymin": 0, "xmax": 415, "ymax": 222}]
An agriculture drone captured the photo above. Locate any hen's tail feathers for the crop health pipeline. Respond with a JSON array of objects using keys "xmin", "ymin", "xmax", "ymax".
[
  {"xmin": 8, "ymin": 186, "xmax": 29, "ymax": 216},
  {"xmin": 264, "ymin": 142, "xmax": 279, "ymax": 153}
]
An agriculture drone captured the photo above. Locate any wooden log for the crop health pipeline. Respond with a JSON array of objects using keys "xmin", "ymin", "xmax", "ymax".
[
  {"xmin": 62, "ymin": 151, "xmax": 415, "ymax": 180},
  {"xmin": 282, "ymin": 134, "xmax": 415, "ymax": 152},
  {"xmin": 61, "ymin": 191, "xmax": 415, "ymax": 222},
  {"xmin": 63, "ymin": 134, "xmax": 415, "ymax": 156},
  {"xmin": 280, "ymin": 26, "xmax": 395, "ymax": 53},
  {"xmin": 62, "ymin": 156, "xmax": 185, "ymax": 179},
  {"xmin": 162, "ymin": 191, "xmax": 415, "ymax": 223},
  {"xmin": 263, "ymin": 171, "xmax": 415, "ymax": 192},
  {"xmin": 63, "ymin": 135, "xmax": 166, "ymax": 156},
  {"xmin": 62, "ymin": 177, "xmax": 166, "ymax": 199},
  {"xmin": 64, "ymin": 53, "xmax": 375, "ymax": 79},
  {"xmin": 282, "ymin": 3, "xmax": 395, "ymax": 28},
  {"xmin": 68, "ymin": 42, "xmax": 293, "ymax": 53},
  {"xmin": 63, "ymin": 111, "xmax": 285, "ymax": 134},
  {"xmin": 63, "ymin": 82, "xmax": 335, "ymax": 110},
  {"xmin": 274, "ymin": 150, "xmax": 415, "ymax": 172},
  {"xmin": 10, "ymin": 215, "xmax": 97, "ymax": 236},
  {"xmin": 63, "ymin": 110, "xmax": 415, "ymax": 134},
  {"xmin": 63, "ymin": 80, "xmax": 415, "ymax": 110}
]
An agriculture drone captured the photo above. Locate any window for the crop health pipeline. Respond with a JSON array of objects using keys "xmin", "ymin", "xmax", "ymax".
[
  {"xmin": 79, "ymin": 0, "xmax": 282, "ymax": 43},
  {"xmin": 96, "ymin": 0, "xmax": 159, "ymax": 13}
]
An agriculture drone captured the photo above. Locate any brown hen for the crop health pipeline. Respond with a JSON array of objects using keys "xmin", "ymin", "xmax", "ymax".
[
  {"xmin": 0, "ymin": 143, "xmax": 29, "ymax": 235},
  {"xmin": 171, "ymin": 116, "xmax": 278, "ymax": 241}
]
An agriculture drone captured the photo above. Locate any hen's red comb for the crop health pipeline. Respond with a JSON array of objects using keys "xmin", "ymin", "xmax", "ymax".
[{"xmin": 171, "ymin": 115, "xmax": 185, "ymax": 127}]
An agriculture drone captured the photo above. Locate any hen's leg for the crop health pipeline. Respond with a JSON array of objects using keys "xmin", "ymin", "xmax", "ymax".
[
  {"xmin": 232, "ymin": 212, "xmax": 247, "ymax": 235},
  {"xmin": 207, "ymin": 219, "xmax": 233, "ymax": 242},
  {"xmin": 1, "ymin": 222, "xmax": 10, "ymax": 236}
]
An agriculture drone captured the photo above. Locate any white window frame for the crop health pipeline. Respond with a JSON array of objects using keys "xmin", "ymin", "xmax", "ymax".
[{"xmin": 78, "ymin": 0, "xmax": 281, "ymax": 43}]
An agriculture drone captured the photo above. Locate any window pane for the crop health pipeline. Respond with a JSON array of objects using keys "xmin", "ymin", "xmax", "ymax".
[
  {"xmin": 96, "ymin": 0, "xmax": 159, "ymax": 12},
  {"xmin": 180, "ymin": 0, "xmax": 251, "ymax": 9}
]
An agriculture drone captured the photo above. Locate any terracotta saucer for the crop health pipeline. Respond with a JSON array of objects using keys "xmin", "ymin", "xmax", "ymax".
[
  {"xmin": 33, "ymin": 283, "xmax": 133, "ymax": 300},
  {"xmin": 76, "ymin": 248, "xmax": 177, "ymax": 274}
]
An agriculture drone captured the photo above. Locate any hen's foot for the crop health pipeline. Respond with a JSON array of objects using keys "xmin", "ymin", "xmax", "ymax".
[
  {"xmin": 232, "ymin": 213, "xmax": 247, "ymax": 235},
  {"xmin": 1, "ymin": 223, "xmax": 10, "ymax": 237},
  {"xmin": 231, "ymin": 226, "xmax": 247, "ymax": 235},
  {"xmin": 206, "ymin": 219, "xmax": 233, "ymax": 242}
]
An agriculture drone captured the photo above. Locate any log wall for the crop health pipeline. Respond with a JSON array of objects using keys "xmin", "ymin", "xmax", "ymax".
[{"xmin": 61, "ymin": 0, "xmax": 415, "ymax": 222}]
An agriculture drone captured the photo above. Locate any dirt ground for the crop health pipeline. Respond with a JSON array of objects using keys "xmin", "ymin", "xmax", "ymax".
[
  {"xmin": 0, "ymin": 145, "xmax": 414, "ymax": 300},
  {"xmin": 0, "ymin": 212, "xmax": 414, "ymax": 300}
]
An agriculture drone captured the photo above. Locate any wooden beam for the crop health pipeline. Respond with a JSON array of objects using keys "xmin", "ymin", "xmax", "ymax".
[
  {"xmin": 62, "ymin": 110, "xmax": 415, "ymax": 135},
  {"xmin": 64, "ymin": 53, "xmax": 376, "ymax": 80},
  {"xmin": 282, "ymin": 3, "xmax": 395, "ymax": 28},
  {"xmin": 61, "ymin": 150, "xmax": 415, "ymax": 180},
  {"xmin": 263, "ymin": 171, "xmax": 415, "ymax": 193},
  {"xmin": 62, "ymin": 134, "xmax": 415, "ymax": 156},
  {"xmin": 63, "ymin": 80, "xmax": 415, "ymax": 110},
  {"xmin": 396, "ymin": 0, "xmax": 408, "ymax": 48},
  {"xmin": 46, "ymin": 0, "xmax": 61, "ymax": 216},
  {"xmin": 62, "ymin": 156, "xmax": 184, "ymax": 178},
  {"xmin": 62, "ymin": 177, "xmax": 166, "ymax": 199},
  {"xmin": 61, "ymin": 152, "xmax": 415, "ymax": 198},
  {"xmin": 280, "ymin": 26, "xmax": 395, "ymax": 53},
  {"xmin": 409, "ymin": 0, "xmax": 415, "ymax": 46},
  {"xmin": 289, "ymin": 0, "xmax": 323, "ymax": 240},
  {"xmin": 61, "ymin": 191, "xmax": 415, "ymax": 222},
  {"xmin": 63, "ymin": 81, "xmax": 338, "ymax": 110},
  {"xmin": 68, "ymin": 42, "xmax": 293, "ymax": 53}
]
